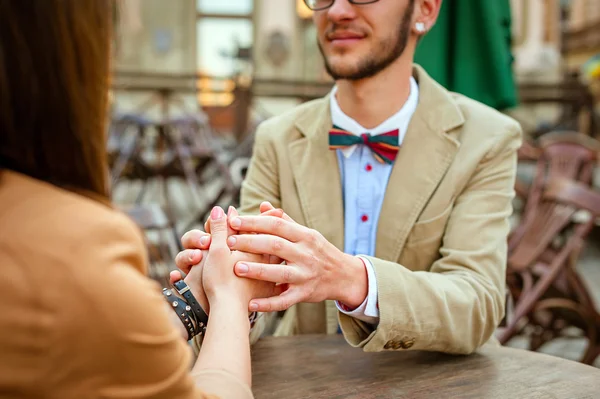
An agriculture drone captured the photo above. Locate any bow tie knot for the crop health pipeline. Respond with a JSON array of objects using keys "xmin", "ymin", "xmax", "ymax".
[
  {"xmin": 360, "ymin": 133, "xmax": 370, "ymax": 144},
  {"xmin": 329, "ymin": 125, "xmax": 400, "ymax": 164}
]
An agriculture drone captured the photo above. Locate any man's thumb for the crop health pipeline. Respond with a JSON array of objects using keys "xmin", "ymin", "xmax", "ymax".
[{"xmin": 208, "ymin": 206, "xmax": 227, "ymax": 247}]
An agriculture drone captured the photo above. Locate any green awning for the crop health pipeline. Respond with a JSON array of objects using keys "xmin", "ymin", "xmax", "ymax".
[{"xmin": 414, "ymin": 0, "xmax": 517, "ymax": 110}]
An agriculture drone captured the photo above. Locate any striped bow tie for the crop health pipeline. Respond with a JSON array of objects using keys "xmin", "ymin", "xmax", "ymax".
[{"xmin": 329, "ymin": 125, "xmax": 400, "ymax": 164}]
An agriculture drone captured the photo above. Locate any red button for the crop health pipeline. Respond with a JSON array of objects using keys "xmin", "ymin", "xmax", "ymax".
[
  {"xmin": 361, "ymin": 214, "xmax": 369, "ymax": 222},
  {"xmin": 365, "ymin": 164, "xmax": 373, "ymax": 172}
]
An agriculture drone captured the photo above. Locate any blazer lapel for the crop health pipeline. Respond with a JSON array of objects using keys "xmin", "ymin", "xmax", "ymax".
[
  {"xmin": 375, "ymin": 66, "xmax": 464, "ymax": 261},
  {"xmin": 289, "ymin": 96, "xmax": 345, "ymax": 251}
]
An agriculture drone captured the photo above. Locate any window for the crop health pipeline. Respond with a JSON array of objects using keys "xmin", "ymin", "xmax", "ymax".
[
  {"xmin": 196, "ymin": 0, "xmax": 254, "ymax": 106},
  {"xmin": 196, "ymin": 18, "xmax": 252, "ymax": 77},
  {"xmin": 197, "ymin": 0, "xmax": 253, "ymax": 15}
]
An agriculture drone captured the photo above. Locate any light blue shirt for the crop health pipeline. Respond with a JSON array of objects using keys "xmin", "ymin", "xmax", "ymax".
[{"xmin": 331, "ymin": 77, "xmax": 420, "ymax": 324}]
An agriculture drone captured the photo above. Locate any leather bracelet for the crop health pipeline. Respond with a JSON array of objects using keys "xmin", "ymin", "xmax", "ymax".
[
  {"xmin": 249, "ymin": 311, "xmax": 258, "ymax": 329},
  {"xmin": 173, "ymin": 280, "xmax": 208, "ymax": 336},
  {"xmin": 162, "ymin": 288, "xmax": 196, "ymax": 340}
]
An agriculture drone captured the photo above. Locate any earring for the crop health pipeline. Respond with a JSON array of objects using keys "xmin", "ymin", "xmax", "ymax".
[{"xmin": 415, "ymin": 22, "xmax": 426, "ymax": 33}]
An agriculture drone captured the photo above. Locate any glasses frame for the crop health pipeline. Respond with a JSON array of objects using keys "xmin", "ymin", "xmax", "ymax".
[{"xmin": 303, "ymin": 0, "xmax": 380, "ymax": 12}]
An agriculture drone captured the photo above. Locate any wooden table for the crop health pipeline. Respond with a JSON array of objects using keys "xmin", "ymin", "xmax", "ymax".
[{"xmin": 251, "ymin": 335, "xmax": 600, "ymax": 399}]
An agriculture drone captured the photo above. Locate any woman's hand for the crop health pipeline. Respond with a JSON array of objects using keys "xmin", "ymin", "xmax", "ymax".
[
  {"xmin": 201, "ymin": 206, "xmax": 285, "ymax": 309},
  {"xmin": 174, "ymin": 203, "xmax": 287, "ymax": 275}
]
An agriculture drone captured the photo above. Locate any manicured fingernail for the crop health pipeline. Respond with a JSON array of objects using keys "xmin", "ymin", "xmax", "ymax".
[
  {"xmin": 211, "ymin": 206, "xmax": 224, "ymax": 220},
  {"xmin": 199, "ymin": 236, "xmax": 209, "ymax": 246},
  {"xmin": 249, "ymin": 302, "xmax": 258, "ymax": 311},
  {"xmin": 237, "ymin": 263, "xmax": 249, "ymax": 274},
  {"xmin": 227, "ymin": 236, "xmax": 236, "ymax": 247},
  {"xmin": 228, "ymin": 206, "xmax": 234, "ymax": 216},
  {"xmin": 230, "ymin": 217, "xmax": 242, "ymax": 229}
]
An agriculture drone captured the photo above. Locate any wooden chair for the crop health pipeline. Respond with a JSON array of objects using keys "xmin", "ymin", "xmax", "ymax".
[
  {"xmin": 500, "ymin": 133, "xmax": 600, "ymax": 363},
  {"xmin": 510, "ymin": 131, "xmax": 600, "ymax": 241}
]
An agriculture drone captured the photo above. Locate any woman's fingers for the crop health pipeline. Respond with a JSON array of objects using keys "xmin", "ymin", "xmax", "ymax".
[
  {"xmin": 208, "ymin": 206, "xmax": 229, "ymax": 251},
  {"xmin": 174, "ymin": 249, "xmax": 203, "ymax": 274},
  {"xmin": 181, "ymin": 229, "xmax": 211, "ymax": 250},
  {"xmin": 169, "ymin": 270, "xmax": 183, "ymax": 285}
]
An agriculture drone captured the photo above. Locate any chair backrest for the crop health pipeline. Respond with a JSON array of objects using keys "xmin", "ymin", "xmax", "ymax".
[
  {"xmin": 518, "ymin": 132, "xmax": 599, "ymax": 224},
  {"xmin": 508, "ymin": 132, "xmax": 600, "ymax": 269}
]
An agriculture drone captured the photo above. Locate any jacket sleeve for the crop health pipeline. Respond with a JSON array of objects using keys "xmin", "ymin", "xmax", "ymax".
[
  {"xmin": 62, "ymin": 213, "xmax": 253, "ymax": 399},
  {"xmin": 339, "ymin": 123, "xmax": 522, "ymax": 354}
]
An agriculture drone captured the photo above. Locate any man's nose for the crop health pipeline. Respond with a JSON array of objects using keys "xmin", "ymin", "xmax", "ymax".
[{"xmin": 326, "ymin": 0, "xmax": 357, "ymax": 22}]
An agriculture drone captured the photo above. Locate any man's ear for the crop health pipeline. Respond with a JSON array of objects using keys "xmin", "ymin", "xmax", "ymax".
[{"xmin": 412, "ymin": 0, "xmax": 442, "ymax": 36}]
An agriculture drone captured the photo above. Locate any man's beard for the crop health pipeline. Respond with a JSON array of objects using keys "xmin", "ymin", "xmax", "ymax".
[{"xmin": 318, "ymin": 1, "xmax": 415, "ymax": 81}]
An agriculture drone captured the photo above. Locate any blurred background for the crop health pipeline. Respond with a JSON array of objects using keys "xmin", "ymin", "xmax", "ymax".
[{"xmin": 108, "ymin": 0, "xmax": 600, "ymax": 366}]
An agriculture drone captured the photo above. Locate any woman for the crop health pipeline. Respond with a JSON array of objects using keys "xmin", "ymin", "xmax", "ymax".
[{"xmin": 0, "ymin": 1, "xmax": 269, "ymax": 397}]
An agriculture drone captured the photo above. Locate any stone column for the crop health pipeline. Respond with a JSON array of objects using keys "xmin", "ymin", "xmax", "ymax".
[
  {"xmin": 252, "ymin": 0, "xmax": 304, "ymax": 116},
  {"xmin": 512, "ymin": 0, "xmax": 561, "ymax": 80},
  {"xmin": 112, "ymin": 0, "xmax": 198, "ymax": 119},
  {"xmin": 115, "ymin": 0, "xmax": 196, "ymax": 73}
]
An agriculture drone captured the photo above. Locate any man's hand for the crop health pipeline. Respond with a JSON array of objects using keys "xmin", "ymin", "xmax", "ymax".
[
  {"xmin": 226, "ymin": 215, "xmax": 368, "ymax": 312},
  {"xmin": 173, "ymin": 205, "xmax": 286, "ymax": 313},
  {"xmin": 174, "ymin": 202, "xmax": 285, "ymax": 284},
  {"xmin": 201, "ymin": 207, "xmax": 286, "ymax": 305}
]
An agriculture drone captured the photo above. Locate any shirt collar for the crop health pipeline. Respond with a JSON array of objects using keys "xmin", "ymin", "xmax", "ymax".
[{"xmin": 329, "ymin": 77, "xmax": 419, "ymax": 158}]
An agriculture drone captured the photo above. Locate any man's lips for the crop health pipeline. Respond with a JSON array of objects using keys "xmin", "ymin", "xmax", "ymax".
[{"xmin": 327, "ymin": 32, "xmax": 365, "ymax": 43}]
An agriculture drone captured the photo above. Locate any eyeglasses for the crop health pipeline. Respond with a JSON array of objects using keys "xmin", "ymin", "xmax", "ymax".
[{"xmin": 303, "ymin": 0, "xmax": 380, "ymax": 11}]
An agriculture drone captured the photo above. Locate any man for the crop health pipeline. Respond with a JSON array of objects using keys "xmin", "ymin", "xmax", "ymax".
[{"xmin": 177, "ymin": 0, "xmax": 522, "ymax": 354}]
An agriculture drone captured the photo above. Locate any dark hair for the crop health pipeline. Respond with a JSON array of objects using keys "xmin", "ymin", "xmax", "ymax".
[{"xmin": 0, "ymin": 0, "xmax": 113, "ymax": 198}]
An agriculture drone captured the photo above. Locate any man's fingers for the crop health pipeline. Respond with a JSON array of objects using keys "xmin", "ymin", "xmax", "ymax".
[
  {"xmin": 235, "ymin": 251, "xmax": 274, "ymax": 265},
  {"xmin": 259, "ymin": 201, "xmax": 276, "ymax": 213},
  {"xmin": 228, "ymin": 234, "xmax": 300, "ymax": 260},
  {"xmin": 181, "ymin": 230, "xmax": 211, "ymax": 250},
  {"xmin": 229, "ymin": 215, "xmax": 305, "ymax": 242},
  {"xmin": 249, "ymin": 289, "xmax": 303, "ymax": 312},
  {"xmin": 260, "ymin": 209, "xmax": 283, "ymax": 218},
  {"xmin": 260, "ymin": 209, "xmax": 296, "ymax": 223},
  {"xmin": 174, "ymin": 249, "xmax": 203, "ymax": 274},
  {"xmin": 203, "ymin": 212, "xmax": 213, "ymax": 234},
  {"xmin": 234, "ymin": 262, "xmax": 301, "ymax": 284},
  {"xmin": 269, "ymin": 255, "xmax": 283, "ymax": 265},
  {"xmin": 227, "ymin": 206, "xmax": 239, "ymax": 237},
  {"xmin": 260, "ymin": 207, "xmax": 296, "ymax": 224}
]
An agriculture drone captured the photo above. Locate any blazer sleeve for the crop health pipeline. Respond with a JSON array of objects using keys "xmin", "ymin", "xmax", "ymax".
[
  {"xmin": 58, "ymin": 212, "xmax": 253, "ymax": 399},
  {"xmin": 339, "ymin": 122, "xmax": 522, "ymax": 355}
]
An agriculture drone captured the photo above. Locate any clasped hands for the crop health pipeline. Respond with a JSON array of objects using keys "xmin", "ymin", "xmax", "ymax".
[{"xmin": 174, "ymin": 202, "xmax": 368, "ymax": 315}]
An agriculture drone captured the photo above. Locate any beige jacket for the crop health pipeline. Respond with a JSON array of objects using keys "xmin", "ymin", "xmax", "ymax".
[
  {"xmin": 239, "ymin": 65, "xmax": 522, "ymax": 354},
  {"xmin": 0, "ymin": 170, "xmax": 252, "ymax": 399}
]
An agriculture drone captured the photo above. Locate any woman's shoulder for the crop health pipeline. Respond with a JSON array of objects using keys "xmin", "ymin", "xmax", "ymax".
[{"xmin": 0, "ymin": 170, "xmax": 147, "ymax": 269}]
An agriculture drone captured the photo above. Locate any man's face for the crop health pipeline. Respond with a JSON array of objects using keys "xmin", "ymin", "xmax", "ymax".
[{"xmin": 314, "ymin": 0, "xmax": 416, "ymax": 81}]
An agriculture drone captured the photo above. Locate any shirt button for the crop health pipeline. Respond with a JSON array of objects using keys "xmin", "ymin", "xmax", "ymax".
[
  {"xmin": 361, "ymin": 214, "xmax": 369, "ymax": 223},
  {"xmin": 365, "ymin": 163, "xmax": 373, "ymax": 172}
]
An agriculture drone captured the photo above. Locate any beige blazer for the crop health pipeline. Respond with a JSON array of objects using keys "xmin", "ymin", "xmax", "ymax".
[
  {"xmin": 0, "ymin": 170, "xmax": 252, "ymax": 399},
  {"xmin": 239, "ymin": 65, "xmax": 522, "ymax": 354}
]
